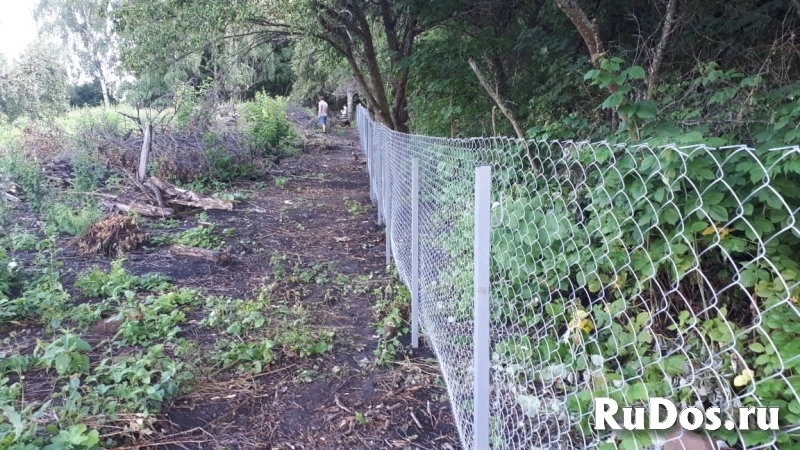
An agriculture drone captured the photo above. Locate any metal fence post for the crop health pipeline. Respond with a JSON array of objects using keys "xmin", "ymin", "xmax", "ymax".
[
  {"xmin": 384, "ymin": 133, "xmax": 392, "ymax": 266},
  {"xmin": 376, "ymin": 125, "xmax": 383, "ymax": 226},
  {"xmin": 474, "ymin": 165, "xmax": 491, "ymax": 450},
  {"xmin": 411, "ymin": 157, "xmax": 420, "ymax": 348}
]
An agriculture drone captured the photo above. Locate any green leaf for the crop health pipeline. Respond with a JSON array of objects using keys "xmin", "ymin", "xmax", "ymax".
[
  {"xmin": 634, "ymin": 100, "xmax": 658, "ymax": 119},
  {"xmin": 706, "ymin": 205, "xmax": 729, "ymax": 222},
  {"xmin": 601, "ymin": 91, "xmax": 625, "ymax": 109},
  {"xmin": 584, "ymin": 69, "xmax": 600, "ymax": 81},
  {"xmin": 0, "ymin": 405, "xmax": 24, "ymax": 440},
  {"xmin": 625, "ymin": 66, "xmax": 647, "ymax": 80},
  {"xmin": 749, "ymin": 342, "xmax": 766, "ymax": 353},
  {"xmin": 55, "ymin": 353, "xmax": 70, "ymax": 375},
  {"xmin": 703, "ymin": 191, "xmax": 725, "ymax": 206}
]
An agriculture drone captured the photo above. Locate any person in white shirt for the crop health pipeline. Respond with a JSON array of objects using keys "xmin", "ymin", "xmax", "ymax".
[{"xmin": 318, "ymin": 96, "xmax": 328, "ymax": 133}]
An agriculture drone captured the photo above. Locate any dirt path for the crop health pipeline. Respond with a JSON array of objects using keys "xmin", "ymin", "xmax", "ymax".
[{"xmin": 148, "ymin": 125, "xmax": 460, "ymax": 449}]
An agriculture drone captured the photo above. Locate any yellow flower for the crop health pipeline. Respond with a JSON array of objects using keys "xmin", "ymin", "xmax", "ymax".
[{"xmin": 733, "ymin": 369, "xmax": 754, "ymax": 387}]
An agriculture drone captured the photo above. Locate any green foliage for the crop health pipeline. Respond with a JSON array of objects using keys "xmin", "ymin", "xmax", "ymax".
[
  {"xmin": 45, "ymin": 201, "xmax": 102, "ymax": 236},
  {"xmin": 0, "ymin": 270, "xmax": 70, "ymax": 332},
  {"xmin": 0, "ymin": 153, "xmax": 49, "ymax": 212},
  {"xmin": 0, "ymin": 248, "xmax": 20, "ymax": 298},
  {"xmin": 203, "ymin": 131, "xmax": 256, "ymax": 182},
  {"xmin": 201, "ymin": 296, "xmax": 266, "ymax": 336},
  {"xmin": 34, "ymin": 332, "xmax": 92, "ymax": 377},
  {"xmin": 118, "ymin": 289, "xmax": 200, "ymax": 346},
  {"xmin": 70, "ymin": 150, "xmax": 111, "ymax": 192},
  {"xmin": 0, "ymin": 39, "xmax": 70, "ymax": 122},
  {"xmin": 241, "ymin": 92, "xmax": 296, "ymax": 155},
  {"xmin": 176, "ymin": 224, "xmax": 224, "ymax": 250},
  {"xmin": 431, "ymin": 140, "xmax": 800, "ymax": 447},
  {"xmin": 373, "ymin": 276, "xmax": 411, "ymax": 366},
  {"xmin": 277, "ymin": 328, "xmax": 335, "ymax": 358},
  {"xmin": 212, "ymin": 340, "xmax": 275, "ymax": 375},
  {"xmin": 75, "ymin": 259, "xmax": 172, "ymax": 300}
]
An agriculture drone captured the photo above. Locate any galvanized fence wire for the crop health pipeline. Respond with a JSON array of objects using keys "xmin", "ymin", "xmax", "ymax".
[{"xmin": 356, "ymin": 105, "xmax": 800, "ymax": 450}]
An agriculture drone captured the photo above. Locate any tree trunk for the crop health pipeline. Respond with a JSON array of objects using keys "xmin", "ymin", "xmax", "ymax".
[
  {"xmin": 554, "ymin": 0, "xmax": 605, "ymax": 66},
  {"xmin": 138, "ymin": 124, "xmax": 152, "ymax": 181},
  {"xmin": 99, "ymin": 72, "xmax": 111, "ymax": 108},
  {"xmin": 647, "ymin": 0, "xmax": 679, "ymax": 99},
  {"xmin": 346, "ymin": 91, "xmax": 354, "ymax": 121}
]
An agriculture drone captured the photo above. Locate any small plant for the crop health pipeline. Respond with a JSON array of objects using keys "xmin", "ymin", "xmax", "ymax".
[
  {"xmin": 75, "ymin": 259, "xmax": 172, "ymax": 300},
  {"xmin": 34, "ymin": 332, "xmax": 92, "ymax": 377},
  {"xmin": 274, "ymin": 177, "xmax": 289, "ymax": 188},
  {"xmin": 201, "ymin": 296, "xmax": 266, "ymax": 336},
  {"xmin": 355, "ymin": 411, "xmax": 370, "ymax": 426},
  {"xmin": 211, "ymin": 340, "xmax": 275, "ymax": 374},
  {"xmin": 7, "ymin": 230, "xmax": 38, "ymax": 251},
  {"xmin": 117, "ymin": 289, "xmax": 198, "ymax": 346},
  {"xmin": 343, "ymin": 196, "xmax": 366, "ymax": 215},
  {"xmin": 373, "ymin": 279, "xmax": 411, "ymax": 366},
  {"xmin": 176, "ymin": 222, "xmax": 223, "ymax": 250},
  {"xmin": 277, "ymin": 328, "xmax": 335, "ymax": 358},
  {"xmin": 151, "ymin": 218, "xmax": 180, "ymax": 229}
]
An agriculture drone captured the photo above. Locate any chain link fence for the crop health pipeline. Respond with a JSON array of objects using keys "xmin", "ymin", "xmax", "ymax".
[{"xmin": 356, "ymin": 104, "xmax": 800, "ymax": 450}]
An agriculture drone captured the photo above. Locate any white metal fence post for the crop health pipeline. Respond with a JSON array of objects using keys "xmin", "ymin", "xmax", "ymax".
[
  {"xmin": 411, "ymin": 157, "xmax": 420, "ymax": 348},
  {"xmin": 474, "ymin": 165, "xmax": 491, "ymax": 450},
  {"xmin": 384, "ymin": 133, "xmax": 392, "ymax": 266}
]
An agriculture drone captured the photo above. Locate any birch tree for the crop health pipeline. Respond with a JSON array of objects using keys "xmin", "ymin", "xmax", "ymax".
[{"xmin": 35, "ymin": 0, "xmax": 120, "ymax": 108}]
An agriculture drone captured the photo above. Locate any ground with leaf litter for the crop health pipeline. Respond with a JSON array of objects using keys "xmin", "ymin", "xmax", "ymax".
[{"xmin": 0, "ymin": 122, "xmax": 460, "ymax": 449}]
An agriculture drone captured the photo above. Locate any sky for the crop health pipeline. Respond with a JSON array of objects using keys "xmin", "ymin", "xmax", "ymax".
[{"xmin": 0, "ymin": 0, "xmax": 40, "ymax": 61}]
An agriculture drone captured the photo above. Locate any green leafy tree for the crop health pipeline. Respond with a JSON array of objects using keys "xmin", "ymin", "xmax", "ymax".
[
  {"xmin": 35, "ymin": 0, "xmax": 120, "ymax": 108},
  {"xmin": 0, "ymin": 39, "xmax": 70, "ymax": 122}
]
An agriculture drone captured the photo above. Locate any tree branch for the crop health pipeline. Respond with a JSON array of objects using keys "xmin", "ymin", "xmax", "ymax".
[
  {"xmin": 468, "ymin": 57, "xmax": 537, "ymax": 171},
  {"xmin": 646, "ymin": 0, "xmax": 679, "ymax": 99},
  {"xmin": 553, "ymin": 0, "xmax": 604, "ymax": 66}
]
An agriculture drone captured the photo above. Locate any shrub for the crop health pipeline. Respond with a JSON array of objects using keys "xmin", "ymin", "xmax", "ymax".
[
  {"xmin": 241, "ymin": 92, "xmax": 295, "ymax": 155},
  {"xmin": 45, "ymin": 201, "xmax": 102, "ymax": 236},
  {"xmin": 0, "ymin": 153, "xmax": 49, "ymax": 211}
]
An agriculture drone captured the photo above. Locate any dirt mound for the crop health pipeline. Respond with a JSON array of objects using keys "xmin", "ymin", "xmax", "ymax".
[{"xmin": 77, "ymin": 215, "xmax": 149, "ymax": 256}]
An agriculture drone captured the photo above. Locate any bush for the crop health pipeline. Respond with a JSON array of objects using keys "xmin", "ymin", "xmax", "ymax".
[
  {"xmin": 241, "ymin": 92, "xmax": 296, "ymax": 155},
  {"xmin": 45, "ymin": 201, "xmax": 102, "ymax": 236},
  {"xmin": 0, "ymin": 153, "xmax": 49, "ymax": 212}
]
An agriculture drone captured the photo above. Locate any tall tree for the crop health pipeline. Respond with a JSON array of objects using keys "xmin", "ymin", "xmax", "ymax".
[
  {"xmin": 0, "ymin": 39, "xmax": 71, "ymax": 122},
  {"xmin": 35, "ymin": 0, "xmax": 120, "ymax": 108}
]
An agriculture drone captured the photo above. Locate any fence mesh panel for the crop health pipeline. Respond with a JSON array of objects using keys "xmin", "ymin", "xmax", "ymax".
[{"xmin": 356, "ymin": 105, "xmax": 800, "ymax": 450}]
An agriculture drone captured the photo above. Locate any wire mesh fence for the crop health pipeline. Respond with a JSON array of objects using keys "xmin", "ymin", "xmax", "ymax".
[{"xmin": 356, "ymin": 104, "xmax": 800, "ymax": 450}]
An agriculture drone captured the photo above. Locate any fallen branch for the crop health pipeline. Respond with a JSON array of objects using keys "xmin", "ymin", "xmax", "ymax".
[
  {"xmin": 170, "ymin": 244, "xmax": 230, "ymax": 264},
  {"xmin": 101, "ymin": 200, "xmax": 175, "ymax": 218},
  {"xmin": 150, "ymin": 176, "xmax": 234, "ymax": 211},
  {"xmin": 2, "ymin": 192, "xmax": 20, "ymax": 202}
]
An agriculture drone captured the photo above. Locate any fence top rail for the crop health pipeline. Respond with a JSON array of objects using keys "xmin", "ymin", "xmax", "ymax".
[{"xmin": 356, "ymin": 104, "xmax": 800, "ymax": 157}]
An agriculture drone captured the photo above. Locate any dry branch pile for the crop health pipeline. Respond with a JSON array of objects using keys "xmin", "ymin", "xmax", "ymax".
[
  {"xmin": 95, "ymin": 128, "xmax": 257, "ymax": 183},
  {"xmin": 99, "ymin": 176, "xmax": 233, "ymax": 218},
  {"xmin": 78, "ymin": 216, "xmax": 149, "ymax": 256},
  {"xmin": 42, "ymin": 157, "xmax": 75, "ymax": 187}
]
